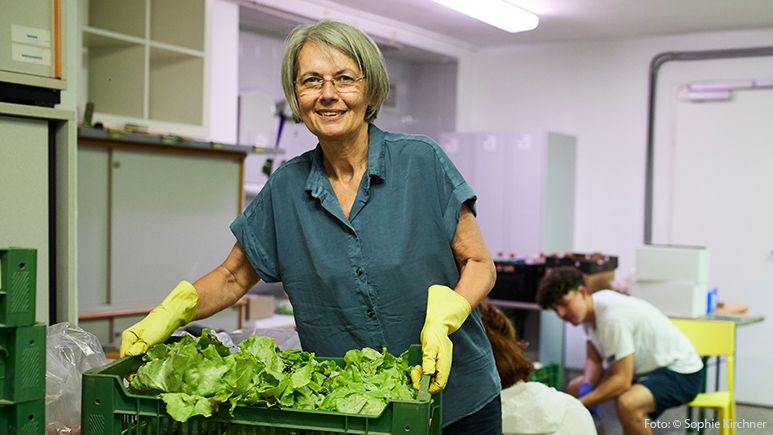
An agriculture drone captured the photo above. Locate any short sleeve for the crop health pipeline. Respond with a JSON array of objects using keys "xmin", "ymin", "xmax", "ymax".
[
  {"xmin": 431, "ymin": 143, "xmax": 477, "ymax": 241},
  {"xmin": 229, "ymin": 184, "xmax": 281, "ymax": 282},
  {"xmin": 598, "ymin": 320, "xmax": 635, "ymax": 365}
]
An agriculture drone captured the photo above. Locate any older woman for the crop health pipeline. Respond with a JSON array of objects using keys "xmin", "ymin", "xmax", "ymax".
[{"xmin": 121, "ymin": 20, "xmax": 501, "ymax": 433}]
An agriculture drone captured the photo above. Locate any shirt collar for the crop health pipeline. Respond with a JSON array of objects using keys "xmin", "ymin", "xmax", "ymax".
[{"xmin": 304, "ymin": 123, "xmax": 387, "ymax": 196}]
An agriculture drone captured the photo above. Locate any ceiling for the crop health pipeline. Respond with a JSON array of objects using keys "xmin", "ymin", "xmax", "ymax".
[{"xmin": 239, "ymin": 0, "xmax": 773, "ymax": 61}]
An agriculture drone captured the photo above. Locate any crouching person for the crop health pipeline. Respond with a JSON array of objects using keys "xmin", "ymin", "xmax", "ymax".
[{"xmin": 536, "ymin": 266, "xmax": 704, "ymax": 435}]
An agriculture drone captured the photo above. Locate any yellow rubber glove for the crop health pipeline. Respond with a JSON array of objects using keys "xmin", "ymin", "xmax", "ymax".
[
  {"xmin": 411, "ymin": 284, "xmax": 471, "ymax": 394},
  {"xmin": 120, "ymin": 281, "xmax": 199, "ymax": 357}
]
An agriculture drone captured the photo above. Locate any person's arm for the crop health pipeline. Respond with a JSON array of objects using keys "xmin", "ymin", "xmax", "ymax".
[
  {"xmin": 412, "ymin": 202, "xmax": 495, "ymax": 393},
  {"xmin": 583, "ymin": 340, "xmax": 604, "ymax": 385},
  {"xmin": 579, "ymin": 354, "xmax": 634, "ymax": 407},
  {"xmin": 450, "ymin": 202, "xmax": 496, "ymax": 307},
  {"xmin": 120, "ymin": 242, "xmax": 260, "ymax": 356},
  {"xmin": 193, "ymin": 242, "xmax": 260, "ymax": 318}
]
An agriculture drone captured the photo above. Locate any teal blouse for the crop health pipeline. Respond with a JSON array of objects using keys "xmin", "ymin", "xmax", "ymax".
[{"xmin": 230, "ymin": 124, "xmax": 500, "ymax": 425}]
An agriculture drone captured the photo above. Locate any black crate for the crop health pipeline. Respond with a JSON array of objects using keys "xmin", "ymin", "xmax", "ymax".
[
  {"xmin": 489, "ymin": 262, "xmax": 546, "ymax": 303},
  {"xmin": 544, "ymin": 252, "xmax": 618, "ymax": 274}
]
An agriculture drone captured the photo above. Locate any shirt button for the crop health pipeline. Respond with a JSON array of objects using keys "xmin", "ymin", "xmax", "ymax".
[
  {"xmin": 356, "ymin": 267, "xmax": 364, "ymax": 276},
  {"xmin": 367, "ymin": 308, "xmax": 376, "ymax": 317}
]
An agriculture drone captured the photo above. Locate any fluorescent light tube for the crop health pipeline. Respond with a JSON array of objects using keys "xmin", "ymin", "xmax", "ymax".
[
  {"xmin": 687, "ymin": 80, "xmax": 753, "ymax": 92},
  {"xmin": 432, "ymin": 0, "xmax": 539, "ymax": 33},
  {"xmin": 679, "ymin": 89, "xmax": 732, "ymax": 102}
]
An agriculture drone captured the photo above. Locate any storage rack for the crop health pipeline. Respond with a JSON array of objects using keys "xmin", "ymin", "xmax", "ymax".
[{"xmin": 0, "ymin": 248, "xmax": 46, "ymax": 434}]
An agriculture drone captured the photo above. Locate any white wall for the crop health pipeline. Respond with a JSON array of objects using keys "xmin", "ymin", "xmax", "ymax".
[
  {"xmin": 458, "ymin": 28, "xmax": 773, "ymax": 277},
  {"xmin": 206, "ymin": 0, "xmax": 239, "ymax": 143},
  {"xmin": 237, "ymin": 28, "xmax": 459, "ymax": 193},
  {"xmin": 457, "ymin": 28, "xmax": 773, "ymax": 367}
]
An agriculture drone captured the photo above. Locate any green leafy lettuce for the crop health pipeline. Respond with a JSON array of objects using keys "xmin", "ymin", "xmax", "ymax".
[{"xmin": 128, "ymin": 330, "xmax": 415, "ymax": 422}]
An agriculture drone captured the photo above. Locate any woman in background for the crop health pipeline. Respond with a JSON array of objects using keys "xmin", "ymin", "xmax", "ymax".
[{"xmin": 480, "ymin": 301, "xmax": 596, "ymax": 435}]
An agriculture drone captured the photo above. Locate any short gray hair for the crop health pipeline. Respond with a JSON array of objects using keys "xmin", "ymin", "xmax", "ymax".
[{"xmin": 281, "ymin": 20, "xmax": 390, "ymax": 123}]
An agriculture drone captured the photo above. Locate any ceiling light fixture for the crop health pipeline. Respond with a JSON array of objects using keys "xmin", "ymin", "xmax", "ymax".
[{"xmin": 431, "ymin": 0, "xmax": 539, "ymax": 33}]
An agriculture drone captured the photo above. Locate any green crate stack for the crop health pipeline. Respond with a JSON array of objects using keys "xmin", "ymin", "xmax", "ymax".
[
  {"xmin": 82, "ymin": 344, "xmax": 442, "ymax": 435},
  {"xmin": 528, "ymin": 363, "xmax": 562, "ymax": 390},
  {"xmin": 0, "ymin": 249, "xmax": 37, "ymax": 327},
  {"xmin": 0, "ymin": 248, "xmax": 46, "ymax": 435}
]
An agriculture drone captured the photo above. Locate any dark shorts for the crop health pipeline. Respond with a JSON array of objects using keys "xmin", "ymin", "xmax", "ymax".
[
  {"xmin": 635, "ymin": 366, "xmax": 705, "ymax": 419},
  {"xmin": 443, "ymin": 394, "xmax": 501, "ymax": 435}
]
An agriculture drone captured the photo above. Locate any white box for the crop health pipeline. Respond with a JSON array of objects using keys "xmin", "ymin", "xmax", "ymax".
[
  {"xmin": 635, "ymin": 245, "xmax": 709, "ymax": 282},
  {"xmin": 632, "ymin": 281, "xmax": 707, "ymax": 318}
]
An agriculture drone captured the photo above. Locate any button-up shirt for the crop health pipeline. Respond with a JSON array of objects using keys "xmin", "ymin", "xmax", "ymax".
[{"xmin": 230, "ymin": 124, "xmax": 500, "ymax": 425}]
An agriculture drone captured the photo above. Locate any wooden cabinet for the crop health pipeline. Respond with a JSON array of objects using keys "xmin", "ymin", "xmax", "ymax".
[{"xmin": 82, "ymin": 0, "xmax": 206, "ymax": 135}]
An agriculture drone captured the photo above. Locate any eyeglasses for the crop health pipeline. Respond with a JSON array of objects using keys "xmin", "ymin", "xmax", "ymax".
[{"xmin": 294, "ymin": 74, "xmax": 365, "ymax": 96}]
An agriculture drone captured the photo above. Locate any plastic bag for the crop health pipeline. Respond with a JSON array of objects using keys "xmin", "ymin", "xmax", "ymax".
[
  {"xmin": 45, "ymin": 322, "xmax": 109, "ymax": 435},
  {"xmin": 229, "ymin": 327, "xmax": 301, "ymax": 351}
]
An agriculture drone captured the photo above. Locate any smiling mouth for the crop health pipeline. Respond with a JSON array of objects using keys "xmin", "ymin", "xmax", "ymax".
[{"xmin": 316, "ymin": 110, "xmax": 346, "ymax": 117}]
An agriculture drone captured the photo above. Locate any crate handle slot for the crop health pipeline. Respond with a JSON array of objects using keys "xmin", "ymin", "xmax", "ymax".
[{"xmin": 416, "ymin": 374, "xmax": 431, "ymax": 402}]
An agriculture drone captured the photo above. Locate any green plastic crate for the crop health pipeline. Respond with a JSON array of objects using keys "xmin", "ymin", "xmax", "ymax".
[
  {"xmin": 0, "ymin": 323, "xmax": 46, "ymax": 402},
  {"xmin": 0, "ymin": 399, "xmax": 45, "ymax": 435},
  {"xmin": 0, "ymin": 248, "xmax": 37, "ymax": 327},
  {"xmin": 528, "ymin": 364, "xmax": 561, "ymax": 390},
  {"xmin": 82, "ymin": 344, "xmax": 441, "ymax": 435}
]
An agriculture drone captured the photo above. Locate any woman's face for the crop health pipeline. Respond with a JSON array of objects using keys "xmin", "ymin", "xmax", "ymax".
[{"xmin": 295, "ymin": 42, "xmax": 371, "ymax": 143}]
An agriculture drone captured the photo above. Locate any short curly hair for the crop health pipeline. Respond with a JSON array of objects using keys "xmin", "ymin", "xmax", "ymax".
[{"xmin": 536, "ymin": 266, "xmax": 585, "ymax": 309}]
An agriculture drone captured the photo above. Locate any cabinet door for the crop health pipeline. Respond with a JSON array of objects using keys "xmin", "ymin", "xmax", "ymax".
[
  {"xmin": 0, "ymin": 115, "xmax": 49, "ymax": 322},
  {"xmin": 109, "ymin": 149, "xmax": 240, "ymax": 307},
  {"xmin": 77, "ymin": 147, "xmax": 110, "ymax": 306}
]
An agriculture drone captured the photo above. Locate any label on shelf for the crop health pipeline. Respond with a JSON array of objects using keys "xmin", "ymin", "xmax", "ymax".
[
  {"xmin": 11, "ymin": 24, "xmax": 51, "ymax": 48},
  {"xmin": 11, "ymin": 43, "xmax": 51, "ymax": 66}
]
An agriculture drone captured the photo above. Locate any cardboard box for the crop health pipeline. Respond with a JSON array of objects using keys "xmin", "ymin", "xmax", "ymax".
[
  {"xmin": 584, "ymin": 270, "xmax": 615, "ymax": 293},
  {"xmin": 635, "ymin": 245, "xmax": 708, "ymax": 282},
  {"xmin": 632, "ymin": 281, "xmax": 707, "ymax": 318},
  {"xmin": 244, "ymin": 294, "xmax": 275, "ymax": 321}
]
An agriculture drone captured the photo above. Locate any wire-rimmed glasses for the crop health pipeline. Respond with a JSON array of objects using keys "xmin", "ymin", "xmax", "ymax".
[{"xmin": 294, "ymin": 74, "xmax": 365, "ymax": 96}]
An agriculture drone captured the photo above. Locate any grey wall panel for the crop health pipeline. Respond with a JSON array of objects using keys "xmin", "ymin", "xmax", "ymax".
[
  {"xmin": 108, "ymin": 149, "xmax": 239, "ymax": 308},
  {"xmin": 77, "ymin": 147, "xmax": 110, "ymax": 307},
  {"xmin": 0, "ymin": 115, "xmax": 49, "ymax": 322}
]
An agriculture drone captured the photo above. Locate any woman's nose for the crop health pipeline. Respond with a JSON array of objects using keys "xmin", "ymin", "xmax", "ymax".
[{"xmin": 319, "ymin": 80, "xmax": 339, "ymax": 99}]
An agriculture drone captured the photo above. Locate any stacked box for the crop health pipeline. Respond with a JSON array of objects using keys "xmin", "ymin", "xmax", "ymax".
[
  {"xmin": 0, "ymin": 248, "xmax": 37, "ymax": 327},
  {"xmin": 0, "ymin": 248, "xmax": 46, "ymax": 435},
  {"xmin": 0, "ymin": 324, "xmax": 47, "ymax": 402},
  {"xmin": 0, "ymin": 395, "xmax": 45, "ymax": 435},
  {"xmin": 632, "ymin": 245, "xmax": 709, "ymax": 318}
]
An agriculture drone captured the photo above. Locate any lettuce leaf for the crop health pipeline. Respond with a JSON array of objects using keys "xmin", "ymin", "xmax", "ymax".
[{"xmin": 128, "ymin": 330, "xmax": 415, "ymax": 423}]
